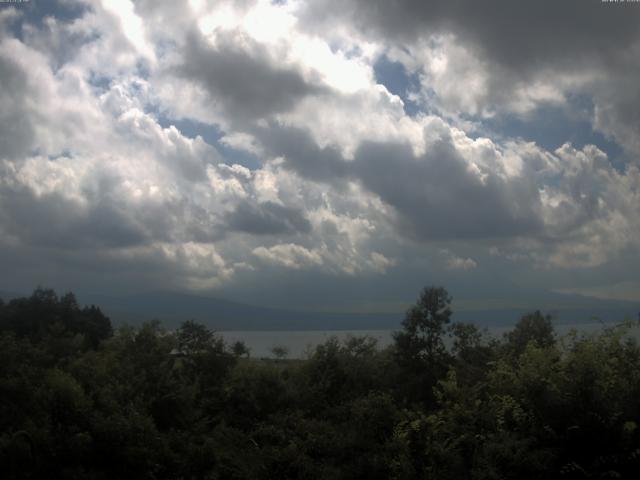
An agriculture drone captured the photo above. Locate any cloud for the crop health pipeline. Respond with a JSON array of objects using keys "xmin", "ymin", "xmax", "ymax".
[
  {"xmin": 253, "ymin": 243, "xmax": 323, "ymax": 270},
  {"xmin": 0, "ymin": 36, "xmax": 51, "ymax": 160},
  {"xmin": 0, "ymin": 0, "xmax": 639, "ymax": 309},
  {"xmin": 0, "ymin": 178, "xmax": 148, "ymax": 249},
  {"xmin": 177, "ymin": 28, "xmax": 326, "ymax": 123},
  {"xmin": 252, "ymin": 124, "xmax": 349, "ymax": 183},
  {"xmin": 353, "ymin": 138, "xmax": 543, "ymax": 240},
  {"xmin": 301, "ymin": 0, "xmax": 640, "ymax": 72},
  {"xmin": 593, "ymin": 79, "xmax": 640, "ymax": 156},
  {"xmin": 225, "ymin": 200, "xmax": 312, "ymax": 235},
  {"xmin": 0, "ymin": 53, "xmax": 36, "ymax": 159},
  {"xmin": 441, "ymin": 250, "xmax": 477, "ymax": 271},
  {"xmin": 300, "ymin": 1, "xmax": 640, "ymax": 157},
  {"xmin": 101, "ymin": 0, "xmax": 155, "ymax": 61}
]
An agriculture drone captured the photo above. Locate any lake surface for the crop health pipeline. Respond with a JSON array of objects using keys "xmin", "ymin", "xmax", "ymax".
[
  {"xmin": 220, "ymin": 322, "xmax": 636, "ymax": 359},
  {"xmin": 219, "ymin": 329, "xmax": 394, "ymax": 359}
]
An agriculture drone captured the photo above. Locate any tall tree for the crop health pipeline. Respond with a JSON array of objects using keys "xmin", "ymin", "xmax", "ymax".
[
  {"xmin": 505, "ymin": 310, "xmax": 555, "ymax": 357},
  {"xmin": 394, "ymin": 286, "xmax": 452, "ymax": 365},
  {"xmin": 393, "ymin": 286, "xmax": 453, "ymax": 405}
]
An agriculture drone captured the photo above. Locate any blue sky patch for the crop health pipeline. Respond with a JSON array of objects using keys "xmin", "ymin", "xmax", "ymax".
[
  {"xmin": 4, "ymin": 0, "xmax": 88, "ymax": 40},
  {"xmin": 373, "ymin": 55, "xmax": 421, "ymax": 117},
  {"xmin": 156, "ymin": 115, "xmax": 262, "ymax": 170},
  {"xmin": 483, "ymin": 98, "xmax": 624, "ymax": 169}
]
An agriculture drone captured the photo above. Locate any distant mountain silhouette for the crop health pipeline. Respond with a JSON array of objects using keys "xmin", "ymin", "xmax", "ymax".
[
  {"xmin": 2, "ymin": 289, "xmax": 637, "ymax": 331},
  {"xmin": 79, "ymin": 292, "xmax": 402, "ymax": 330},
  {"xmin": 78, "ymin": 291, "xmax": 638, "ymax": 331}
]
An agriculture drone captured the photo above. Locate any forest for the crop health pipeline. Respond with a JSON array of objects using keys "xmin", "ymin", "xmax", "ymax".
[{"xmin": 1, "ymin": 286, "xmax": 639, "ymax": 479}]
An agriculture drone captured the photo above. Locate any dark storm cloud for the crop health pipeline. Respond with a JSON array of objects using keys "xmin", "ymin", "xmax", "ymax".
[
  {"xmin": 225, "ymin": 200, "xmax": 312, "ymax": 235},
  {"xmin": 592, "ymin": 73, "xmax": 640, "ymax": 155},
  {"xmin": 179, "ymin": 29, "xmax": 326, "ymax": 121},
  {"xmin": 0, "ymin": 164, "xmax": 215, "ymax": 251},
  {"xmin": 0, "ymin": 185, "xmax": 149, "ymax": 249},
  {"xmin": 301, "ymin": 0, "xmax": 640, "ymax": 154},
  {"xmin": 250, "ymin": 122, "xmax": 544, "ymax": 241},
  {"xmin": 252, "ymin": 124, "xmax": 349, "ymax": 183},
  {"xmin": 303, "ymin": 0, "xmax": 640, "ymax": 72},
  {"xmin": 353, "ymin": 140, "xmax": 543, "ymax": 240}
]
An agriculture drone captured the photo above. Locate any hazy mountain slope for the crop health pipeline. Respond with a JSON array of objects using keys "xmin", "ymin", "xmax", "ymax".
[{"xmin": 79, "ymin": 291, "xmax": 639, "ymax": 331}]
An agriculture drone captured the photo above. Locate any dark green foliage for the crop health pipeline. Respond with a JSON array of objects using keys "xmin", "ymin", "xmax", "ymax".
[
  {"xmin": 0, "ymin": 287, "xmax": 639, "ymax": 479},
  {"xmin": 231, "ymin": 340, "xmax": 250, "ymax": 358},
  {"xmin": 505, "ymin": 310, "xmax": 555, "ymax": 356},
  {"xmin": 394, "ymin": 286, "xmax": 453, "ymax": 366},
  {"xmin": 393, "ymin": 286, "xmax": 454, "ymax": 405},
  {"xmin": 0, "ymin": 287, "xmax": 112, "ymax": 350},
  {"xmin": 270, "ymin": 344, "xmax": 290, "ymax": 359}
]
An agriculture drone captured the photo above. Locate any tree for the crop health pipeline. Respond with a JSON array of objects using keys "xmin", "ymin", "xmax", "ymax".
[
  {"xmin": 231, "ymin": 340, "xmax": 250, "ymax": 358},
  {"xmin": 0, "ymin": 288, "xmax": 112, "ymax": 349},
  {"xmin": 449, "ymin": 322, "xmax": 483, "ymax": 360},
  {"xmin": 448, "ymin": 322, "xmax": 496, "ymax": 386},
  {"xmin": 505, "ymin": 310, "xmax": 555, "ymax": 357},
  {"xmin": 270, "ymin": 345, "xmax": 289, "ymax": 360},
  {"xmin": 393, "ymin": 286, "xmax": 453, "ymax": 405},
  {"xmin": 176, "ymin": 320, "xmax": 219, "ymax": 355},
  {"xmin": 394, "ymin": 286, "xmax": 453, "ymax": 366}
]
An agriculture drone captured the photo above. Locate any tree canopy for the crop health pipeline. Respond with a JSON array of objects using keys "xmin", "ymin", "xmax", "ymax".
[{"xmin": 1, "ymin": 287, "xmax": 639, "ymax": 479}]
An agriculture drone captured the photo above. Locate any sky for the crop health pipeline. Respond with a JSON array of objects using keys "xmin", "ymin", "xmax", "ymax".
[{"xmin": 0, "ymin": 0, "xmax": 639, "ymax": 313}]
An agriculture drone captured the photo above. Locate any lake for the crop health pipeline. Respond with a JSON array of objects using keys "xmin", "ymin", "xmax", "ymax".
[{"xmin": 220, "ymin": 321, "xmax": 636, "ymax": 358}]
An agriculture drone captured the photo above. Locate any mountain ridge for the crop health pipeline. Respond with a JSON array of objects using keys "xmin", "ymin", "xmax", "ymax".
[{"xmin": 2, "ymin": 289, "xmax": 637, "ymax": 331}]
